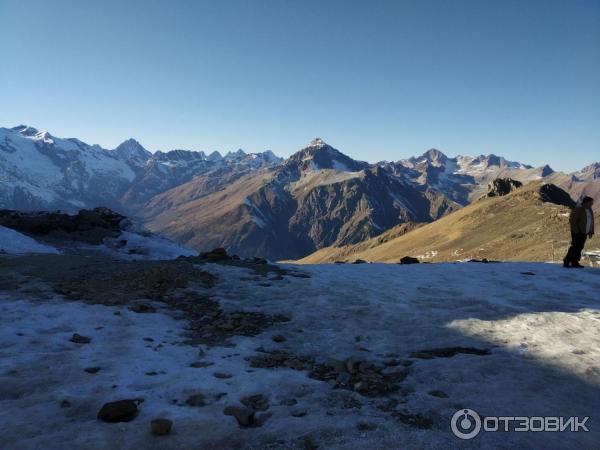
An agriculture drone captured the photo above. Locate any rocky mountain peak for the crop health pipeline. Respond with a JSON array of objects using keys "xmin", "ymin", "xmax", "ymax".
[
  {"xmin": 287, "ymin": 140, "xmax": 367, "ymax": 173},
  {"xmin": 575, "ymin": 162, "xmax": 600, "ymax": 181},
  {"xmin": 114, "ymin": 138, "xmax": 151, "ymax": 165},
  {"xmin": 540, "ymin": 164, "xmax": 554, "ymax": 177},
  {"xmin": 421, "ymin": 149, "xmax": 448, "ymax": 165}
]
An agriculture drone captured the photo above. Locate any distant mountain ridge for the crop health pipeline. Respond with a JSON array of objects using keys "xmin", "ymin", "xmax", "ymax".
[
  {"xmin": 1, "ymin": 124, "xmax": 598, "ymax": 259},
  {"xmin": 0, "ymin": 125, "xmax": 281, "ymax": 212}
]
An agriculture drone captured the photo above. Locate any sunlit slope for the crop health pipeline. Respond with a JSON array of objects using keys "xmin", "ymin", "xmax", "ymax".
[{"xmin": 297, "ymin": 182, "xmax": 599, "ymax": 263}]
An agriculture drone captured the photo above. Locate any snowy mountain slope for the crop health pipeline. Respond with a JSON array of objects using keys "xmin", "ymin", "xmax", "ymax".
[
  {"xmin": 0, "ymin": 125, "xmax": 281, "ymax": 213},
  {"xmin": 0, "ymin": 255, "xmax": 598, "ymax": 448},
  {"xmin": 0, "ymin": 225, "xmax": 60, "ymax": 254},
  {"xmin": 385, "ymin": 149, "xmax": 550, "ymax": 206}
]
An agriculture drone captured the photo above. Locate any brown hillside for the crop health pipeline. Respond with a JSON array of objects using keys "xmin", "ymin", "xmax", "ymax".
[{"xmin": 297, "ymin": 182, "xmax": 599, "ymax": 264}]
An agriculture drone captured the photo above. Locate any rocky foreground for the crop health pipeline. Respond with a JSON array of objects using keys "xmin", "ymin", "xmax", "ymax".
[{"xmin": 0, "ymin": 245, "xmax": 599, "ymax": 449}]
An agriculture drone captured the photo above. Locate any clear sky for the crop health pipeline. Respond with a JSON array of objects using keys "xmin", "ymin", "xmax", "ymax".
[{"xmin": 1, "ymin": 0, "xmax": 598, "ymax": 171}]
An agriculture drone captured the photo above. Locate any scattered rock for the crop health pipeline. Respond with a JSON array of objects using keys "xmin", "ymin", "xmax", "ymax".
[
  {"xmin": 357, "ymin": 421, "xmax": 377, "ymax": 431},
  {"xmin": 428, "ymin": 390, "xmax": 449, "ymax": 398},
  {"xmin": 272, "ymin": 334, "xmax": 286, "ymax": 343},
  {"xmin": 468, "ymin": 258, "xmax": 491, "ymax": 263},
  {"xmin": 190, "ymin": 361, "xmax": 214, "ymax": 368},
  {"xmin": 249, "ymin": 350, "xmax": 405, "ymax": 398},
  {"xmin": 97, "ymin": 399, "xmax": 139, "ymax": 422},
  {"xmin": 150, "ymin": 418, "xmax": 173, "ymax": 436},
  {"xmin": 291, "ymin": 410, "xmax": 307, "ymax": 417},
  {"xmin": 411, "ymin": 347, "xmax": 491, "ymax": 359},
  {"xmin": 289, "ymin": 272, "xmax": 310, "ymax": 278},
  {"xmin": 60, "ymin": 400, "xmax": 71, "ymax": 408},
  {"xmin": 336, "ymin": 372, "xmax": 352, "ymax": 387},
  {"xmin": 223, "ymin": 406, "xmax": 256, "ymax": 427},
  {"xmin": 200, "ymin": 247, "xmax": 231, "ymax": 262},
  {"xmin": 345, "ymin": 358, "xmax": 359, "ymax": 374},
  {"xmin": 281, "ymin": 398, "xmax": 298, "ymax": 406},
  {"xmin": 399, "ymin": 256, "xmax": 419, "ymax": 265},
  {"xmin": 84, "ymin": 367, "xmax": 101, "ymax": 374},
  {"xmin": 241, "ymin": 394, "xmax": 269, "ymax": 411},
  {"xmin": 392, "ymin": 411, "xmax": 434, "ymax": 429},
  {"xmin": 252, "ymin": 257, "xmax": 268, "ymax": 265},
  {"xmin": 69, "ymin": 333, "xmax": 91, "ymax": 344},
  {"xmin": 213, "ymin": 372, "xmax": 232, "ymax": 379},
  {"xmin": 129, "ymin": 303, "xmax": 156, "ymax": 314},
  {"xmin": 185, "ymin": 393, "xmax": 206, "ymax": 407}
]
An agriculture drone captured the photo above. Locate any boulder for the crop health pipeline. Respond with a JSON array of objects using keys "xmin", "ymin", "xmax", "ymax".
[
  {"xmin": 200, "ymin": 247, "xmax": 231, "ymax": 262},
  {"xmin": 150, "ymin": 418, "xmax": 173, "ymax": 436},
  {"xmin": 399, "ymin": 256, "xmax": 419, "ymax": 265},
  {"xmin": 223, "ymin": 406, "xmax": 255, "ymax": 427},
  {"xmin": 129, "ymin": 303, "xmax": 157, "ymax": 314},
  {"xmin": 97, "ymin": 399, "xmax": 138, "ymax": 422},
  {"xmin": 185, "ymin": 393, "xmax": 206, "ymax": 407},
  {"xmin": 69, "ymin": 333, "xmax": 91, "ymax": 344}
]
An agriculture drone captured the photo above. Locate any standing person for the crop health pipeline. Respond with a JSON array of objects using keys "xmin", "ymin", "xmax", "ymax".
[{"xmin": 564, "ymin": 196, "xmax": 595, "ymax": 268}]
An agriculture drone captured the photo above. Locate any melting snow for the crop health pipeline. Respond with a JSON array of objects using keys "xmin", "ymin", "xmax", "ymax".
[{"xmin": 0, "ymin": 261, "xmax": 599, "ymax": 447}]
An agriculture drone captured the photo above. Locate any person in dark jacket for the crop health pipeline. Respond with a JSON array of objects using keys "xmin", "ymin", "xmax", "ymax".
[{"xmin": 564, "ymin": 196, "xmax": 595, "ymax": 268}]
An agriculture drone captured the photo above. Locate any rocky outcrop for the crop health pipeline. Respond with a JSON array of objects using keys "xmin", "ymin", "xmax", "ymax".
[
  {"xmin": 0, "ymin": 207, "xmax": 128, "ymax": 244},
  {"xmin": 538, "ymin": 183, "xmax": 576, "ymax": 208},
  {"xmin": 486, "ymin": 178, "xmax": 523, "ymax": 197}
]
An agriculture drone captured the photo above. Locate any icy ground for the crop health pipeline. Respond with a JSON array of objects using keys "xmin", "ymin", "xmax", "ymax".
[
  {"xmin": 0, "ymin": 225, "xmax": 60, "ymax": 255},
  {"xmin": 0, "ymin": 224, "xmax": 195, "ymax": 260},
  {"xmin": 0, "ymin": 261, "xmax": 599, "ymax": 449}
]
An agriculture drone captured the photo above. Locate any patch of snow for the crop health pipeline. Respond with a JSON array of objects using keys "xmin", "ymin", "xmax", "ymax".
[
  {"xmin": 0, "ymin": 226, "xmax": 59, "ymax": 254},
  {"xmin": 416, "ymin": 250, "xmax": 439, "ymax": 259},
  {"xmin": 332, "ymin": 160, "xmax": 350, "ymax": 172},
  {"xmin": 243, "ymin": 198, "xmax": 270, "ymax": 229},
  {"xmin": 102, "ymin": 231, "xmax": 197, "ymax": 260}
]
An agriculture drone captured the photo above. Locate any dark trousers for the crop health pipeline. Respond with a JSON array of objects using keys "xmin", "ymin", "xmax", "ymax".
[{"xmin": 564, "ymin": 232, "xmax": 587, "ymax": 264}]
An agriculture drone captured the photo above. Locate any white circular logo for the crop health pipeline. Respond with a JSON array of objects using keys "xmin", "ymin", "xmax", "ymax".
[{"xmin": 451, "ymin": 408, "xmax": 482, "ymax": 440}]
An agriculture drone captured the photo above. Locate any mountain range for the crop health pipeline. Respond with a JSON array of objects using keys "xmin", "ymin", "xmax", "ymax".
[{"xmin": 1, "ymin": 125, "xmax": 598, "ymax": 259}]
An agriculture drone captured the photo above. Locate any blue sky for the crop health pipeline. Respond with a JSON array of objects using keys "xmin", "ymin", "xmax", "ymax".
[{"xmin": 1, "ymin": 0, "xmax": 598, "ymax": 171}]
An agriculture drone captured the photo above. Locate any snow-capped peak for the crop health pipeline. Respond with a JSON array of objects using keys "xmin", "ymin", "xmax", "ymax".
[
  {"xmin": 114, "ymin": 138, "xmax": 151, "ymax": 167},
  {"xmin": 308, "ymin": 138, "xmax": 326, "ymax": 147},
  {"xmin": 420, "ymin": 149, "xmax": 448, "ymax": 166}
]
